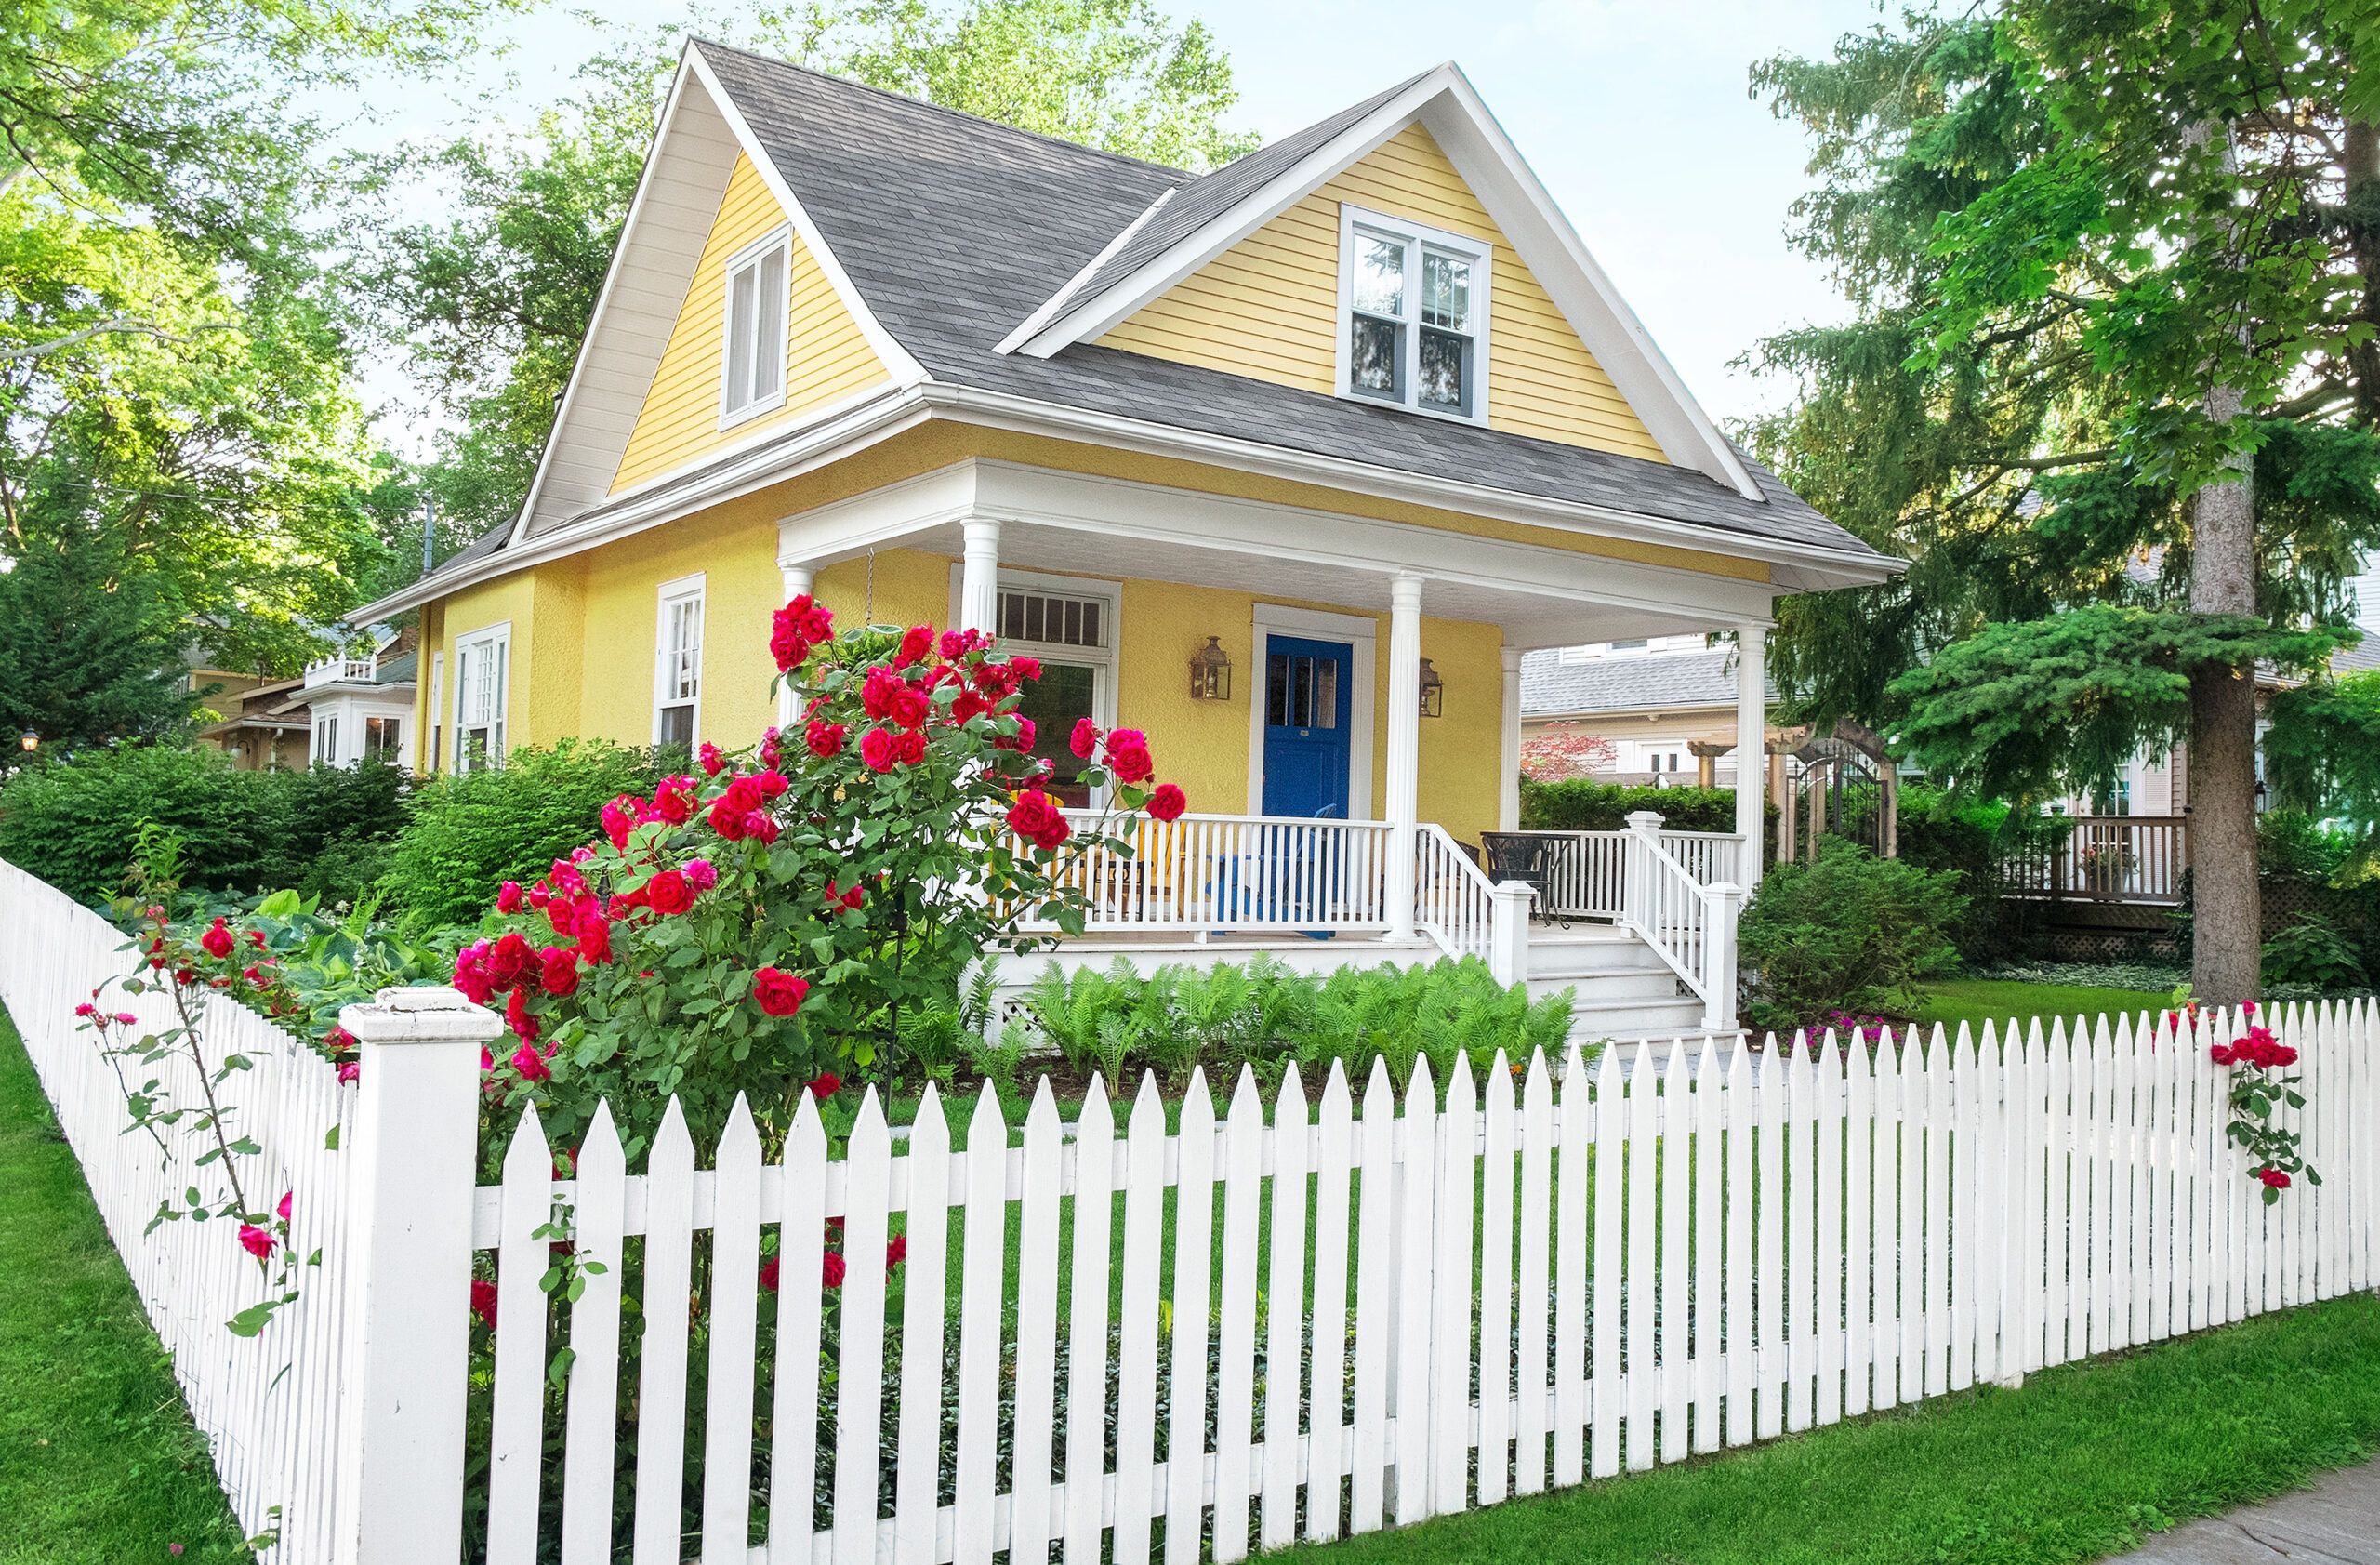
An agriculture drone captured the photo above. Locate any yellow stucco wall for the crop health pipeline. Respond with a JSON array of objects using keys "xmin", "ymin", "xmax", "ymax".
[
  {"xmin": 1096, "ymin": 122, "xmax": 1666, "ymax": 464},
  {"xmin": 608, "ymin": 153, "xmax": 891, "ymax": 496}
]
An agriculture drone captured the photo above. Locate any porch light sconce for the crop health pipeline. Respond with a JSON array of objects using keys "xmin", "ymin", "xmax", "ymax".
[
  {"xmin": 1189, "ymin": 635, "xmax": 1233, "ymax": 702},
  {"xmin": 1417, "ymin": 657, "xmax": 1445, "ymax": 718},
  {"xmin": 16, "ymin": 730, "xmax": 34, "ymax": 753}
]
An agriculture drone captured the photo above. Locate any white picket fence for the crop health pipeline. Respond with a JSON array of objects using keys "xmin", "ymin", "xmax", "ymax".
[
  {"xmin": 441, "ymin": 1000, "xmax": 2378, "ymax": 1565},
  {"xmin": 0, "ymin": 859, "xmax": 360, "ymax": 1562}
]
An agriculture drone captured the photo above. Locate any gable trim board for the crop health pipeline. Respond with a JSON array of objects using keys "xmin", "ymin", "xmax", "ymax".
[
  {"xmin": 999, "ymin": 61, "xmax": 1760, "ymax": 501},
  {"xmin": 506, "ymin": 44, "xmax": 925, "ymax": 546}
]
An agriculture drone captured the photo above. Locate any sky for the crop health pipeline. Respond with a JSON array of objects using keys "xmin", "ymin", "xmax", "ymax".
[{"xmin": 341, "ymin": 0, "xmax": 1893, "ymax": 455}]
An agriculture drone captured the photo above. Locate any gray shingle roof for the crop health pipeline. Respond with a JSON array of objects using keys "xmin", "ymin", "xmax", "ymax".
[
  {"xmin": 694, "ymin": 44, "xmax": 1882, "ymax": 562},
  {"xmin": 1521, "ymin": 644, "xmax": 1776, "ymax": 717}
]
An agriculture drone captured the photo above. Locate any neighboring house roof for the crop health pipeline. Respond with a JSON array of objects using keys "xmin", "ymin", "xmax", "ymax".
[
  {"xmin": 1521, "ymin": 644, "xmax": 1778, "ymax": 718},
  {"xmin": 363, "ymin": 43, "xmax": 1895, "ymax": 620}
]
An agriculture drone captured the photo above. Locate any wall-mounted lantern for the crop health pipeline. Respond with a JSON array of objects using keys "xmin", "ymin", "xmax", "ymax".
[
  {"xmin": 1189, "ymin": 635, "xmax": 1233, "ymax": 701},
  {"xmin": 1417, "ymin": 657, "xmax": 1445, "ymax": 718},
  {"xmin": 17, "ymin": 730, "xmax": 35, "ymax": 753}
]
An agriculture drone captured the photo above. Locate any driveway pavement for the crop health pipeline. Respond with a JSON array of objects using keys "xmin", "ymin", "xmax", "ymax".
[{"xmin": 2103, "ymin": 1456, "xmax": 2380, "ymax": 1563}]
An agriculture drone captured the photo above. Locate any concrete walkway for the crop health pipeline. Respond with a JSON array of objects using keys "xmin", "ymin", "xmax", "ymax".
[{"xmin": 2104, "ymin": 1456, "xmax": 2380, "ymax": 1563}]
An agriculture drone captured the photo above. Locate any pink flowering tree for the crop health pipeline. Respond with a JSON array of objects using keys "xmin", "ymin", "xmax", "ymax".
[{"xmin": 458, "ymin": 598, "xmax": 1187, "ymax": 1161}]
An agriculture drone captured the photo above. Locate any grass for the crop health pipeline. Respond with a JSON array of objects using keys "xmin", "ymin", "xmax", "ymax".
[
  {"xmin": 1915, "ymin": 978, "xmax": 2175, "ymax": 1041},
  {"xmin": 0, "ymin": 1006, "xmax": 252, "ymax": 1565},
  {"xmin": 1267, "ymin": 1292, "xmax": 2380, "ymax": 1565}
]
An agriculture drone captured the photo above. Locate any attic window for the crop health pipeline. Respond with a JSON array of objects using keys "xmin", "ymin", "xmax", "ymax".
[
  {"xmin": 720, "ymin": 227, "xmax": 790, "ymax": 426},
  {"xmin": 1337, "ymin": 205, "xmax": 1491, "ymax": 422}
]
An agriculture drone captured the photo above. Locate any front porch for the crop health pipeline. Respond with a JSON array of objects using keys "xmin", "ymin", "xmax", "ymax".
[{"xmin": 781, "ymin": 456, "xmax": 1795, "ymax": 1039}]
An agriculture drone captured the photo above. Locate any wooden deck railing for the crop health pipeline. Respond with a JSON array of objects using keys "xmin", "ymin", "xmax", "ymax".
[{"xmin": 2002, "ymin": 816, "xmax": 2189, "ymax": 906}]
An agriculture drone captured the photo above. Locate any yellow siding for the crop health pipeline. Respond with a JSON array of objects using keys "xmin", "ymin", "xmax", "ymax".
[
  {"xmin": 609, "ymin": 153, "xmax": 892, "ymax": 495},
  {"xmin": 1097, "ymin": 122, "xmax": 1667, "ymax": 464}
]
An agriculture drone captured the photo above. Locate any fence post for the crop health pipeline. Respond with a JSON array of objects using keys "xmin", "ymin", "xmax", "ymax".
[
  {"xmin": 1701, "ymin": 882, "xmax": 1744, "ymax": 1033},
  {"xmin": 333, "ymin": 985, "xmax": 503, "ymax": 1565},
  {"xmin": 1488, "ymin": 881, "xmax": 1535, "ymax": 988}
]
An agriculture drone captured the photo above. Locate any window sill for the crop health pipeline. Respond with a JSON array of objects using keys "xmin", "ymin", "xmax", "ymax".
[
  {"xmin": 1334, "ymin": 387, "xmax": 1491, "ymax": 429},
  {"xmin": 718, "ymin": 391, "xmax": 787, "ymax": 432}
]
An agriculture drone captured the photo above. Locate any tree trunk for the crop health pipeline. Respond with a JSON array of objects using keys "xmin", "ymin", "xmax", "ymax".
[{"xmin": 2189, "ymin": 378, "xmax": 2259, "ymax": 1003}]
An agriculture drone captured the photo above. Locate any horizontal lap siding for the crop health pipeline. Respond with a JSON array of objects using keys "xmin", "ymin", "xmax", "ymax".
[
  {"xmin": 610, "ymin": 153, "xmax": 891, "ymax": 495},
  {"xmin": 1098, "ymin": 123, "xmax": 1668, "ymax": 464}
]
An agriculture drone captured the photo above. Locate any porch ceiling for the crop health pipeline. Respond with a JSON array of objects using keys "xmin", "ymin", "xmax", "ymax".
[{"xmin": 778, "ymin": 458, "xmax": 1776, "ymax": 647}]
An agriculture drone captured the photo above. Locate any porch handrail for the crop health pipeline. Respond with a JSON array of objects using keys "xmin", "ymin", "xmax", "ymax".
[
  {"xmin": 1999, "ymin": 814, "xmax": 2188, "ymax": 905},
  {"xmin": 1017, "ymin": 810, "xmax": 1395, "ymax": 934},
  {"xmin": 1412, "ymin": 823, "xmax": 1499, "ymax": 965},
  {"xmin": 1620, "ymin": 812, "xmax": 1744, "ymax": 1032},
  {"xmin": 1503, "ymin": 828, "xmax": 1742, "ymax": 921}
]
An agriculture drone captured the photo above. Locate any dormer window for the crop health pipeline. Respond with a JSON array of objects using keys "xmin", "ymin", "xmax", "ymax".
[
  {"xmin": 720, "ymin": 227, "xmax": 789, "ymax": 426},
  {"xmin": 1337, "ymin": 205, "xmax": 1491, "ymax": 422}
]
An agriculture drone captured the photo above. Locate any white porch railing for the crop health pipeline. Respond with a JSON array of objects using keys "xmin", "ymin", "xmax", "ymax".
[
  {"xmin": 1413, "ymin": 824, "xmax": 1497, "ymax": 963},
  {"xmin": 1618, "ymin": 813, "xmax": 1745, "ymax": 1032},
  {"xmin": 1021, "ymin": 812, "xmax": 1395, "ymax": 934},
  {"xmin": 1525, "ymin": 829, "xmax": 1742, "ymax": 921},
  {"xmin": 302, "ymin": 656, "xmax": 377, "ymax": 689}
]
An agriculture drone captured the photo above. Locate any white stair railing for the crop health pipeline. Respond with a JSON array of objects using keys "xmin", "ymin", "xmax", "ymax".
[
  {"xmin": 1620, "ymin": 811, "xmax": 1745, "ymax": 1031},
  {"xmin": 1413, "ymin": 824, "xmax": 1506, "ymax": 968}
]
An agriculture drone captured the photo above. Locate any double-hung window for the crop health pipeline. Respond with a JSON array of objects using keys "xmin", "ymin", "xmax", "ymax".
[
  {"xmin": 720, "ymin": 228, "xmax": 790, "ymax": 426},
  {"xmin": 453, "ymin": 624, "xmax": 509, "ymax": 774},
  {"xmin": 654, "ymin": 575, "xmax": 704, "ymax": 749},
  {"xmin": 1339, "ymin": 205, "xmax": 1490, "ymax": 421},
  {"xmin": 312, "ymin": 712, "xmax": 341, "ymax": 767}
]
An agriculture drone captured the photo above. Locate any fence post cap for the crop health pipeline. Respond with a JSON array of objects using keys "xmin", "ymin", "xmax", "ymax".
[
  {"xmin": 1488, "ymin": 880, "xmax": 1537, "ymax": 904},
  {"xmin": 1623, "ymin": 809, "xmax": 1666, "ymax": 833},
  {"xmin": 1705, "ymin": 880, "xmax": 1746, "ymax": 903},
  {"xmin": 340, "ymin": 984, "xmax": 505, "ymax": 1046}
]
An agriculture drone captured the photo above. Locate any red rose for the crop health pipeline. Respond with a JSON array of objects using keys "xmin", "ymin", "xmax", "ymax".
[
  {"xmin": 893, "ymin": 729, "xmax": 926, "ymax": 767},
  {"xmin": 771, "ymin": 606, "xmax": 810, "ymax": 671},
  {"xmin": 201, "ymin": 919, "xmax": 234, "ymax": 959},
  {"xmin": 453, "ymin": 941, "xmax": 496, "ymax": 1004},
  {"xmin": 470, "ymin": 1278, "xmax": 498, "ymax": 1329},
  {"xmin": 998, "ymin": 715, "xmax": 1037, "ymax": 752},
  {"xmin": 760, "ymin": 1255, "xmax": 781, "ymax": 1293},
  {"xmin": 951, "ymin": 691, "xmax": 991, "ymax": 723},
  {"xmin": 1033, "ymin": 816, "xmax": 1072, "ymax": 851},
  {"xmin": 576, "ymin": 916, "xmax": 613, "ymax": 965},
  {"xmin": 885, "ymin": 1234, "xmax": 908, "ymax": 1270},
  {"xmin": 707, "ymin": 798, "xmax": 747, "ymax": 840},
  {"xmin": 799, "ymin": 603, "xmax": 833, "ymax": 643},
  {"xmin": 238, "ymin": 1223, "xmax": 274, "ymax": 1260},
  {"xmin": 744, "ymin": 810, "xmax": 780, "ymax": 845},
  {"xmin": 1008, "ymin": 655, "xmax": 1041, "ymax": 682},
  {"xmin": 485, "ymin": 932, "xmax": 535, "ymax": 991},
  {"xmin": 1069, "ymin": 717, "xmax": 1101, "ymax": 759},
  {"xmin": 724, "ymin": 775, "xmax": 763, "ymax": 813},
  {"xmin": 889, "ymin": 685, "xmax": 932, "ymax": 730},
  {"xmin": 752, "ymin": 966, "xmax": 810, "ymax": 1017},
  {"xmin": 698, "ymin": 741, "xmax": 724, "ymax": 776},
  {"xmin": 504, "ymin": 988, "xmax": 539, "ymax": 1043},
  {"xmin": 756, "ymin": 769, "xmax": 788, "ymax": 800},
  {"xmin": 645, "ymin": 869, "xmax": 695, "ymax": 916},
  {"xmin": 496, "ymin": 881, "xmax": 525, "ymax": 914},
  {"xmin": 822, "ymin": 1250, "xmax": 847, "ymax": 1290},
  {"xmin": 654, "ymin": 776, "xmax": 696, "ymax": 825},
  {"xmin": 337, "ymin": 1060, "xmax": 360, "ymax": 1085},
  {"xmin": 1147, "ymin": 782, "xmax": 1186, "ymax": 822},
  {"xmin": 1104, "ymin": 728, "xmax": 1154, "ymax": 783},
  {"xmin": 806, "ymin": 719, "xmax": 847, "ymax": 758},
  {"xmin": 539, "ymin": 946, "xmax": 581, "ymax": 997},
  {"xmin": 509, "ymin": 1038, "xmax": 550, "ymax": 1081},
  {"xmin": 808, "ymin": 1070, "xmax": 840, "ymax": 1099},
  {"xmin": 861, "ymin": 726, "xmax": 897, "ymax": 773},
  {"xmin": 895, "ymin": 624, "xmax": 933, "ymax": 668},
  {"xmin": 862, "ymin": 667, "xmax": 902, "ymax": 719},
  {"xmin": 1007, "ymin": 789, "xmax": 1064, "ymax": 842}
]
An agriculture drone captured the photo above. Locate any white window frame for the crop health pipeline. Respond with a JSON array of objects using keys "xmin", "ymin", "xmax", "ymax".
[
  {"xmin": 719, "ymin": 225, "xmax": 792, "ymax": 430},
  {"xmin": 452, "ymin": 622, "xmax": 511, "ymax": 775},
  {"xmin": 362, "ymin": 712, "xmax": 404, "ymax": 763},
  {"xmin": 312, "ymin": 710, "xmax": 341, "ymax": 768},
  {"xmin": 425, "ymin": 649, "xmax": 443, "ymax": 773},
  {"xmin": 947, "ymin": 565, "xmax": 1121, "ymax": 802},
  {"xmin": 1334, "ymin": 202, "xmax": 1493, "ymax": 426},
  {"xmin": 653, "ymin": 572, "xmax": 706, "ymax": 749}
]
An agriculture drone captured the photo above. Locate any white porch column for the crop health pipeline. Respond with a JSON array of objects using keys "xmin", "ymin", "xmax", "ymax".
[
  {"xmin": 959, "ymin": 516, "xmax": 1001, "ymax": 634},
  {"xmin": 1734, "ymin": 623, "xmax": 1767, "ymax": 890},
  {"xmin": 775, "ymin": 560, "xmax": 813, "ymax": 729},
  {"xmin": 1384, "ymin": 572, "xmax": 1423, "ymax": 940},
  {"xmin": 1499, "ymin": 643, "xmax": 1523, "ymax": 832}
]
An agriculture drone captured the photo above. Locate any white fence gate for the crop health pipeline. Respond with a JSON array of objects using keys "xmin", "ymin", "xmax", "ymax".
[
  {"xmin": 0, "ymin": 860, "xmax": 361, "ymax": 1561},
  {"xmin": 3, "ymin": 852, "xmax": 2377, "ymax": 1565}
]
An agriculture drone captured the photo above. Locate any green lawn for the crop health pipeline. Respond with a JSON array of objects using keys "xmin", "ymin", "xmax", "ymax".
[
  {"xmin": 0, "ymin": 1008, "xmax": 252, "ymax": 1565},
  {"xmin": 1273, "ymin": 1293, "xmax": 2380, "ymax": 1565},
  {"xmin": 1915, "ymin": 978, "xmax": 2175, "ymax": 1041}
]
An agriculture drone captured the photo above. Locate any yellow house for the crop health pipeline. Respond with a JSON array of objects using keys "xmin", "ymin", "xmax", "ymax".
[{"xmin": 351, "ymin": 44, "xmax": 1898, "ymax": 1037}]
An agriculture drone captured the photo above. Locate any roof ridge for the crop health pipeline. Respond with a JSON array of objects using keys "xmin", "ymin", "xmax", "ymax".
[{"xmin": 689, "ymin": 35, "xmax": 1202, "ymax": 179}]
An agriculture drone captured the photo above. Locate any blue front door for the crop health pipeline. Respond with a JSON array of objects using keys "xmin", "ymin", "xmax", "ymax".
[{"xmin": 1262, "ymin": 635, "xmax": 1354, "ymax": 818}]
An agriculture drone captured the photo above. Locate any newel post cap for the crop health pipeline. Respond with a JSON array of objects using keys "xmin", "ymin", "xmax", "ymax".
[{"xmin": 339, "ymin": 984, "xmax": 505, "ymax": 1046}]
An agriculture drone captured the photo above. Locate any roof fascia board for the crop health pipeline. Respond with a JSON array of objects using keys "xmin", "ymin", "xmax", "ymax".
[
  {"xmin": 993, "ymin": 186, "xmax": 1177, "ymax": 355},
  {"xmin": 1009, "ymin": 66, "xmax": 1458, "ymax": 355},
  {"xmin": 684, "ymin": 44, "xmax": 930, "ymax": 391},
  {"xmin": 506, "ymin": 48, "xmax": 705, "ymax": 547},
  {"xmin": 1420, "ymin": 68, "xmax": 1761, "ymax": 498},
  {"xmin": 917, "ymin": 383, "xmax": 1901, "ymax": 588}
]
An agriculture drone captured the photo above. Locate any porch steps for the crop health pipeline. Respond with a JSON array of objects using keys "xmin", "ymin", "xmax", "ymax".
[{"xmin": 1523, "ymin": 922, "xmax": 1709, "ymax": 1045}]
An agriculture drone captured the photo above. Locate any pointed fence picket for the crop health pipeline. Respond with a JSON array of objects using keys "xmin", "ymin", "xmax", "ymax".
[{"xmin": 7, "ymin": 833, "xmax": 2379, "ymax": 1565}]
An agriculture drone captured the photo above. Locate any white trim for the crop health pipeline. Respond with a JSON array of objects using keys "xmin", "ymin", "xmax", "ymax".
[
  {"xmin": 424, "ymin": 648, "xmax": 443, "ymax": 773},
  {"xmin": 451, "ymin": 620, "xmax": 512, "ymax": 774},
  {"xmin": 718, "ymin": 225, "xmax": 793, "ymax": 429},
  {"xmin": 355, "ymin": 377, "xmax": 1893, "ymax": 624},
  {"xmin": 653, "ymin": 571, "xmax": 707, "ymax": 748},
  {"xmin": 683, "ymin": 45, "xmax": 928, "ymax": 389},
  {"xmin": 1004, "ymin": 60, "xmax": 1761, "ymax": 497},
  {"xmin": 994, "ymin": 187, "xmax": 1178, "ymax": 355},
  {"xmin": 1333, "ymin": 201, "xmax": 1492, "ymax": 426},
  {"xmin": 1246, "ymin": 601, "xmax": 1377, "ymax": 819}
]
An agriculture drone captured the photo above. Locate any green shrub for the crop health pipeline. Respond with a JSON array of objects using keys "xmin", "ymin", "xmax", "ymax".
[
  {"xmin": 376, "ymin": 740, "xmax": 677, "ymax": 927},
  {"xmin": 2257, "ymin": 811, "xmax": 2358, "ymax": 883},
  {"xmin": 1739, "ymin": 839, "xmax": 1966, "ymax": 1030},
  {"xmin": 1519, "ymin": 776, "xmax": 1754, "ymax": 835},
  {"xmin": 1895, "ymin": 782, "xmax": 2068, "ymax": 960},
  {"xmin": 2260, "ymin": 916, "xmax": 2367, "ymax": 992}
]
